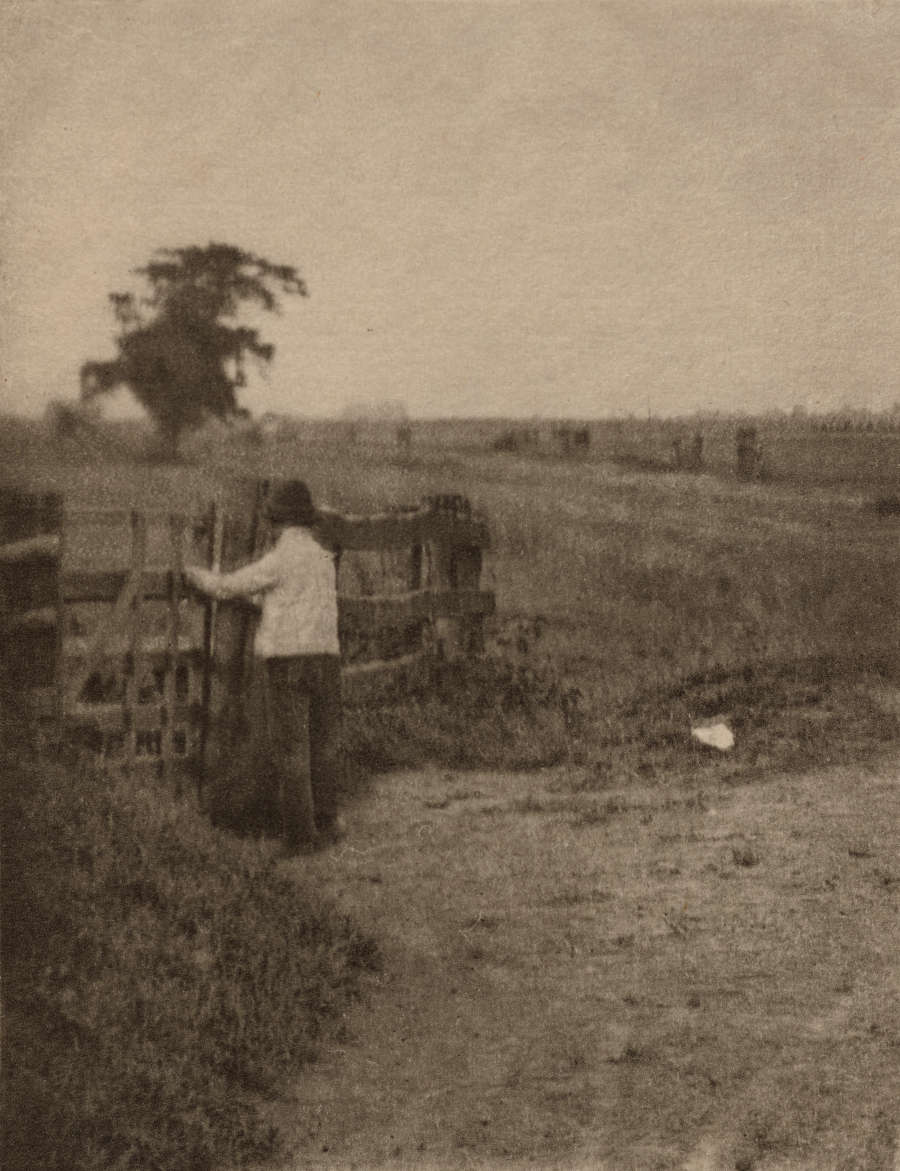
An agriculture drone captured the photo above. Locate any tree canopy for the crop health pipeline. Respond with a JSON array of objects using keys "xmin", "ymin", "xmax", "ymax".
[{"xmin": 80, "ymin": 243, "xmax": 307, "ymax": 455}]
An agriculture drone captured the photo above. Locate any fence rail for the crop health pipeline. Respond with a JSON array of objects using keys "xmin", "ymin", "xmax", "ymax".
[
  {"xmin": 11, "ymin": 577, "xmax": 493, "ymax": 629},
  {"xmin": 1, "ymin": 484, "xmax": 494, "ymax": 786},
  {"xmin": 317, "ymin": 502, "xmax": 489, "ymax": 551}
]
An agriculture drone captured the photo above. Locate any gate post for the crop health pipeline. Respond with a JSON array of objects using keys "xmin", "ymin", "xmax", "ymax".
[
  {"xmin": 427, "ymin": 495, "xmax": 486, "ymax": 659},
  {"xmin": 0, "ymin": 490, "xmax": 64, "ymax": 748},
  {"xmin": 200, "ymin": 478, "xmax": 269, "ymax": 806}
]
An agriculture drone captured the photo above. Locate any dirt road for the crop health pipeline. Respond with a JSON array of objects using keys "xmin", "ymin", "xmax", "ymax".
[{"xmin": 252, "ymin": 756, "xmax": 900, "ymax": 1171}]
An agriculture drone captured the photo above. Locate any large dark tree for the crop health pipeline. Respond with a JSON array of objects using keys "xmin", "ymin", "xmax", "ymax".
[{"xmin": 80, "ymin": 243, "xmax": 307, "ymax": 457}]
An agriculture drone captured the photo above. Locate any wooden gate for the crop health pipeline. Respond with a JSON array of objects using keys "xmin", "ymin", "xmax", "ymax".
[
  {"xmin": 1, "ymin": 483, "xmax": 494, "ymax": 789},
  {"xmin": 60, "ymin": 509, "xmax": 202, "ymax": 778},
  {"xmin": 1, "ymin": 496, "xmax": 218, "ymax": 782}
]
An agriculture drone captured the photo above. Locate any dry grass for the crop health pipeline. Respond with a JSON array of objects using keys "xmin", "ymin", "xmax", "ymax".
[
  {"xmin": 4, "ymin": 413, "xmax": 898, "ymax": 780},
  {"xmin": 0, "ymin": 739, "xmax": 379, "ymax": 1171},
  {"xmin": 254, "ymin": 756, "xmax": 900, "ymax": 1170},
  {"xmin": 3, "ymin": 414, "xmax": 899, "ymax": 1168}
]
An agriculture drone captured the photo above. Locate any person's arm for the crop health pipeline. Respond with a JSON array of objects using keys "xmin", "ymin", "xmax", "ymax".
[{"xmin": 184, "ymin": 546, "xmax": 280, "ymax": 602}]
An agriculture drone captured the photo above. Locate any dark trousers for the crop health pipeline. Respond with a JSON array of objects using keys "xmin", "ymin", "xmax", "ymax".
[{"xmin": 263, "ymin": 655, "xmax": 342, "ymax": 846}]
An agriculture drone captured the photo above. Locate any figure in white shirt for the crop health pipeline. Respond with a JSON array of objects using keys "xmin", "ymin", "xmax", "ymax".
[{"xmin": 185, "ymin": 480, "xmax": 344, "ymax": 850}]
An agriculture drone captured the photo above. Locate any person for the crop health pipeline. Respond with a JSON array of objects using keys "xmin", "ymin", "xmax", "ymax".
[{"xmin": 184, "ymin": 479, "xmax": 344, "ymax": 851}]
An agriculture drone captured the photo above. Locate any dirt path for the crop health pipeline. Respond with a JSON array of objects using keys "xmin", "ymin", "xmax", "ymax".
[{"xmin": 249, "ymin": 757, "xmax": 900, "ymax": 1171}]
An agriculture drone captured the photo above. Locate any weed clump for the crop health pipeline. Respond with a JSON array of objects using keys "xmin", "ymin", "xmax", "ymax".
[
  {"xmin": 1, "ymin": 750, "xmax": 379, "ymax": 1171},
  {"xmin": 344, "ymin": 647, "xmax": 584, "ymax": 776}
]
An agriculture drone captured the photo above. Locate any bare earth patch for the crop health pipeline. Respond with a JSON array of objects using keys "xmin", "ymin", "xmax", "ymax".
[{"xmin": 235, "ymin": 753, "xmax": 900, "ymax": 1171}]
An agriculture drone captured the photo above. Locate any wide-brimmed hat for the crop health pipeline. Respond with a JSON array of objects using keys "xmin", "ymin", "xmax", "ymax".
[{"xmin": 264, "ymin": 479, "xmax": 317, "ymax": 526}]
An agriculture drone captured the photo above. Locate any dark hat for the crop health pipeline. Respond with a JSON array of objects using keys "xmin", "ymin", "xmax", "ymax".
[{"xmin": 265, "ymin": 479, "xmax": 317, "ymax": 526}]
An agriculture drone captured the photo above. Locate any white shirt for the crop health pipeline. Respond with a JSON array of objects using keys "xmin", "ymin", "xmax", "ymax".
[{"xmin": 187, "ymin": 527, "xmax": 340, "ymax": 658}]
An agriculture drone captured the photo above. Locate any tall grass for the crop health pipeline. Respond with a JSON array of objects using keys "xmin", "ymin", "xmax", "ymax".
[
  {"xmin": 344, "ymin": 640, "xmax": 585, "ymax": 774},
  {"xmin": 1, "ymin": 743, "xmax": 379, "ymax": 1171}
]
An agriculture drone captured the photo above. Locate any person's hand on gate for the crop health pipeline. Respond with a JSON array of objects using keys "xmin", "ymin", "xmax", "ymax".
[
  {"xmin": 180, "ymin": 565, "xmax": 262, "ymax": 609},
  {"xmin": 182, "ymin": 566, "xmax": 209, "ymax": 595}
]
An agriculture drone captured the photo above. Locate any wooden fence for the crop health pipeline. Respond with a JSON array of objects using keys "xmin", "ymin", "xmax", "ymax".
[{"xmin": 0, "ymin": 484, "xmax": 493, "ymax": 786}]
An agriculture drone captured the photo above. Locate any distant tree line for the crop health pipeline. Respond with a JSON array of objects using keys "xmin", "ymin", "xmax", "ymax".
[{"xmin": 809, "ymin": 414, "xmax": 900, "ymax": 433}]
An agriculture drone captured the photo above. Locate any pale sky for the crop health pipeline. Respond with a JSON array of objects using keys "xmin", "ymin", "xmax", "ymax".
[{"xmin": 1, "ymin": 0, "xmax": 898, "ymax": 420}]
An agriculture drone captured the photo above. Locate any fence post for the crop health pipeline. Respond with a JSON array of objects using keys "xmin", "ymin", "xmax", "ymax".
[
  {"xmin": 198, "ymin": 500, "xmax": 224, "ymax": 797},
  {"xmin": 427, "ymin": 495, "xmax": 486, "ymax": 659},
  {"xmin": 430, "ymin": 540, "xmax": 456, "ymax": 660},
  {"xmin": 124, "ymin": 511, "xmax": 148, "ymax": 772},
  {"xmin": 162, "ymin": 513, "xmax": 185, "ymax": 786},
  {"xmin": 201, "ymin": 478, "xmax": 269, "ymax": 797},
  {"xmin": 0, "ymin": 490, "xmax": 64, "ymax": 748},
  {"xmin": 52, "ymin": 503, "xmax": 66, "ymax": 741},
  {"xmin": 454, "ymin": 541, "xmax": 486, "ymax": 653}
]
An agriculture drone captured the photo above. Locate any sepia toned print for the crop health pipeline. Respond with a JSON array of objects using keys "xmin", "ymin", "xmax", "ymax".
[{"xmin": 2, "ymin": 3, "xmax": 898, "ymax": 1169}]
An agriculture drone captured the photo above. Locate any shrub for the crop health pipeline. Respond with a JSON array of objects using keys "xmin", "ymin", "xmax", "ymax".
[{"xmin": 1, "ymin": 750, "xmax": 378, "ymax": 1171}]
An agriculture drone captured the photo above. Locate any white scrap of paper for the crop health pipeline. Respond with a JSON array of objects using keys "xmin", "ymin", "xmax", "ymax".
[{"xmin": 691, "ymin": 723, "xmax": 734, "ymax": 751}]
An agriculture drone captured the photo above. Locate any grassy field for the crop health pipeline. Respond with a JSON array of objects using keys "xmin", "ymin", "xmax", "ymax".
[
  {"xmin": 2, "ymin": 413, "xmax": 899, "ymax": 1168},
  {"xmin": 2, "ymin": 412, "xmax": 899, "ymax": 777}
]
